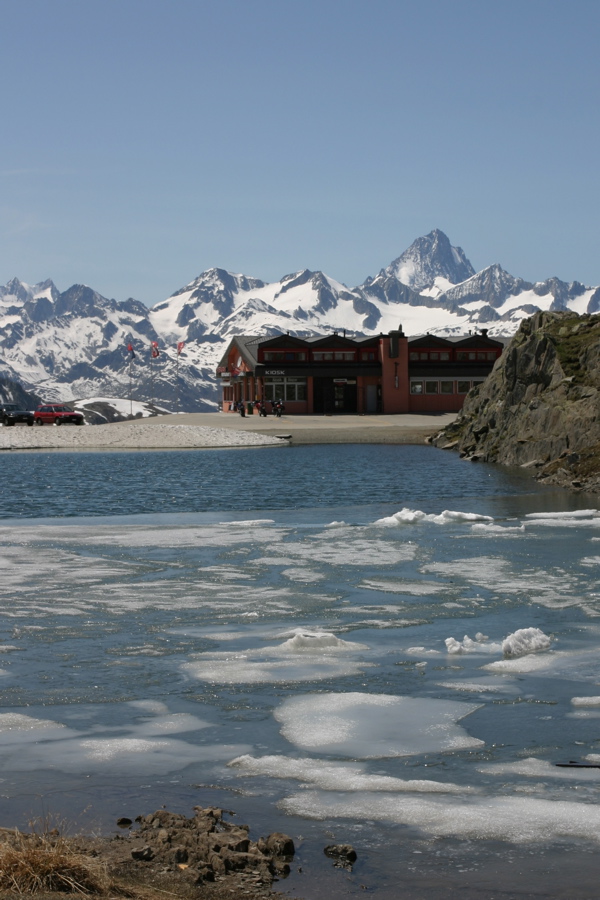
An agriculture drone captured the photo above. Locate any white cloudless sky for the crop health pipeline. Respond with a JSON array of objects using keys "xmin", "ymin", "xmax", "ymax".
[{"xmin": 1, "ymin": 0, "xmax": 599, "ymax": 305}]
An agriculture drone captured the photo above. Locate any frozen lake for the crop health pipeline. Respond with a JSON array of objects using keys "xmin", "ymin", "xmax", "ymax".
[{"xmin": 1, "ymin": 444, "xmax": 600, "ymax": 897}]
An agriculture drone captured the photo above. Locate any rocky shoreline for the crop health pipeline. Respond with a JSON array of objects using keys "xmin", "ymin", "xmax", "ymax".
[
  {"xmin": 431, "ymin": 311, "xmax": 600, "ymax": 494},
  {"xmin": 0, "ymin": 806, "xmax": 303, "ymax": 900}
]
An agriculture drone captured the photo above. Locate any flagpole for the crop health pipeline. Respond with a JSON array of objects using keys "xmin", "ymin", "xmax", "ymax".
[
  {"xmin": 150, "ymin": 349, "xmax": 154, "ymax": 408},
  {"xmin": 129, "ymin": 357, "xmax": 133, "ymax": 417},
  {"xmin": 176, "ymin": 352, "xmax": 179, "ymax": 414}
]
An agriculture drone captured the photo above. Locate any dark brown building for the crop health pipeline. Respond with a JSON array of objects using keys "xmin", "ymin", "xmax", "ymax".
[{"xmin": 217, "ymin": 327, "xmax": 504, "ymax": 415}]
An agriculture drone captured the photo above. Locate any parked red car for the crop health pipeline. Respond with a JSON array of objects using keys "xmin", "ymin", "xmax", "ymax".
[{"xmin": 34, "ymin": 404, "xmax": 84, "ymax": 426}]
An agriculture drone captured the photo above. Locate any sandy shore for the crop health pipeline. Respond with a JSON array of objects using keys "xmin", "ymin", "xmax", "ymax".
[{"xmin": 0, "ymin": 412, "xmax": 455, "ymax": 451}]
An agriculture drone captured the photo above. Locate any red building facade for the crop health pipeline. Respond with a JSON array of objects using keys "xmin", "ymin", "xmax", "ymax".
[{"xmin": 217, "ymin": 327, "xmax": 503, "ymax": 415}]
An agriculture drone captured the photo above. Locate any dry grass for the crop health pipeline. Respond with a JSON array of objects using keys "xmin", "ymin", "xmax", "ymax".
[{"xmin": 0, "ymin": 827, "xmax": 110, "ymax": 895}]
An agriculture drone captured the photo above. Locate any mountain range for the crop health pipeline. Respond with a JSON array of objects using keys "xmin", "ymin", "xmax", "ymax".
[{"xmin": 1, "ymin": 229, "xmax": 598, "ymax": 412}]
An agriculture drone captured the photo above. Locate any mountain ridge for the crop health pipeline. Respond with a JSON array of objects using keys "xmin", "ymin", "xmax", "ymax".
[{"xmin": 1, "ymin": 230, "xmax": 598, "ymax": 412}]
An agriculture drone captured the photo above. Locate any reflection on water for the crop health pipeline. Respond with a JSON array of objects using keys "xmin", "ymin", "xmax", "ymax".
[{"xmin": 0, "ymin": 445, "xmax": 599, "ymax": 897}]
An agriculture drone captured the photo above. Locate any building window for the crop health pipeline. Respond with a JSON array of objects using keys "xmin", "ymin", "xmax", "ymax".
[
  {"xmin": 486, "ymin": 351, "xmax": 496, "ymax": 360},
  {"xmin": 410, "ymin": 381, "xmax": 423, "ymax": 394},
  {"xmin": 313, "ymin": 351, "xmax": 334, "ymax": 361},
  {"xmin": 430, "ymin": 352, "xmax": 439, "ymax": 360},
  {"xmin": 472, "ymin": 380, "xmax": 485, "ymax": 388},
  {"xmin": 264, "ymin": 377, "xmax": 307, "ymax": 401},
  {"xmin": 477, "ymin": 352, "xmax": 487, "ymax": 360},
  {"xmin": 440, "ymin": 352, "xmax": 450, "ymax": 360},
  {"xmin": 457, "ymin": 380, "xmax": 470, "ymax": 393},
  {"xmin": 440, "ymin": 381, "xmax": 454, "ymax": 394},
  {"xmin": 409, "ymin": 352, "xmax": 419, "ymax": 360},
  {"xmin": 334, "ymin": 351, "xmax": 355, "ymax": 360},
  {"xmin": 362, "ymin": 351, "xmax": 376, "ymax": 361},
  {"xmin": 264, "ymin": 351, "xmax": 306, "ymax": 362},
  {"xmin": 425, "ymin": 381, "xmax": 439, "ymax": 394},
  {"xmin": 419, "ymin": 352, "xmax": 428, "ymax": 360}
]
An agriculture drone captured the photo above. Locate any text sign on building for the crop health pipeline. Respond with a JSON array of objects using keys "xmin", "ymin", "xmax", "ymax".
[{"xmin": 265, "ymin": 369, "xmax": 286, "ymax": 375}]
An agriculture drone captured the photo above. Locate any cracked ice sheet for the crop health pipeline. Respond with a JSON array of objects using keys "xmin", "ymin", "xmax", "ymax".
[
  {"xmin": 0, "ymin": 707, "xmax": 249, "ymax": 776},
  {"xmin": 280, "ymin": 790, "xmax": 600, "ymax": 844},
  {"xmin": 484, "ymin": 647, "xmax": 600, "ymax": 682},
  {"xmin": 359, "ymin": 580, "xmax": 447, "ymax": 595},
  {"xmin": 3, "ymin": 524, "xmax": 290, "ymax": 549},
  {"xmin": 257, "ymin": 538, "xmax": 416, "ymax": 567},
  {"xmin": 275, "ymin": 693, "xmax": 482, "ymax": 758},
  {"xmin": 228, "ymin": 755, "xmax": 474, "ymax": 793},
  {"xmin": 0, "ymin": 546, "xmax": 136, "ymax": 590},
  {"xmin": 422, "ymin": 556, "xmax": 579, "ymax": 605},
  {"xmin": 28, "ymin": 583, "xmax": 299, "ymax": 615}
]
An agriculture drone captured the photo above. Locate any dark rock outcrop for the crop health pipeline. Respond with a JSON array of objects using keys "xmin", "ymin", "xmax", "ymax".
[
  {"xmin": 431, "ymin": 311, "xmax": 600, "ymax": 492},
  {"xmin": 117, "ymin": 806, "xmax": 295, "ymax": 889}
]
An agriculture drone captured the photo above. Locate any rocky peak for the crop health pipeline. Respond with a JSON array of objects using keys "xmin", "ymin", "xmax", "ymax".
[
  {"xmin": 380, "ymin": 229, "xmax": 475, "ymax": 292},
  {"xmin": 1, "ymin": 277, "xmax": 32, "ymax": 303},
  {"xmin": 443, "ymin": 264, "xmax": 530, "ymax": 308}
]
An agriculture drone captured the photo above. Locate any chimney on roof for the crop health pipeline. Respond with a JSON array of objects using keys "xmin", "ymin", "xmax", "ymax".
[{"xmin": 480, "ymin": 328, "xmax": 488, "ymax": 338}]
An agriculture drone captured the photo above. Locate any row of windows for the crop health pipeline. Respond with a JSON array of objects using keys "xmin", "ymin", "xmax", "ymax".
[
  {"xmin": 410, "ymin": 379, "xmax": 485, "ymax": 395},
  {"xmin": 263, "ymin": 350, "xmax": 377, "ymax": 362},
  {"xmin": 410, "ymin": 351, "xmax": 498, "ymax": 361},
  {"xmin": 264, "ymin": 376, "xmax": 307, "ymax": 401},
  {"xmin": 262, "ymin": 349, "xmax": 497, "ymax": 363}
]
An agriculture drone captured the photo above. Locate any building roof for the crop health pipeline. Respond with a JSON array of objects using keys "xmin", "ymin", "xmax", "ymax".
[{"xmin": 217, "ymin": 329, "xmax": 505, "ymax": 372}]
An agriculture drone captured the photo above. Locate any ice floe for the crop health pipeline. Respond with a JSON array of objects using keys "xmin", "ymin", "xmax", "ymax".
[
  {"xmin": 280, "ymin": 790, "xmax": 600, "ymax": 843},
  {"xmin": 274, "ymin": 692, "xmax": 483, "ymax": 758},
  {"xmin": 181, "ymin": 631, "xmax": 371, "ymax": 684},
  {"xmin": 502, "ymin": 627, "xmax": 551, "ymax": 658},
  {"xmin": 478, "ymin": 758, "xmax": 600, "ymax": 780},
  {"xmin": 445, "ymin": 633, "xmax": 501, "ymax": 654},
  {"xmin": 360, "ymin": 579, "xmax": 446, "ymax": 595},
  {"xmin": 228, "ymin": 754, "xmax": 473, "ymax": 793},
  {"xmin": 375, "ymin": 508, "xmax": 493, "ymax": 526},
  {"xmin": 277, "ymin": 631, "xmax": 367, "ymax": 652},
  {"xmin": 525, "ymin": 510, "xmax": 600, "ymax": 528},
  {"xmin": 444, "ymin": 628, "xmax": 551, "ymax": 659}
]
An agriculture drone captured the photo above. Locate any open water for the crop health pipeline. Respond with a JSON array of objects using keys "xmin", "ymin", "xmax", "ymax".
[{"xmin": 1, "ymin": 443, "xmax": 600, "ymax": 897}]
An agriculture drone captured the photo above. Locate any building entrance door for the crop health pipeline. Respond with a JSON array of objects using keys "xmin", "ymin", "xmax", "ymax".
[
  {"xmin": 313, "ymin": 378, "xmax": 357, "ymax": 414},
  {"xmin": 365, "ymin": 384, "xmax": 377, "ymax": 413}
]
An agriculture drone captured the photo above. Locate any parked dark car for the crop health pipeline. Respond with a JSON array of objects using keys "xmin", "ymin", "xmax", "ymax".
[
  {"xmin": 34, "ymin": 404, "xmax": 84, "ymax": 426},
  {"xmin": 0, "ymin": 403, "xmax": 34, "ymax": 426}
]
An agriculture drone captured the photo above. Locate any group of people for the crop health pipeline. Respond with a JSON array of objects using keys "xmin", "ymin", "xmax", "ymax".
[{"xmin": 229, "ymin": 399, "xmax": 285, "ymax": 418}]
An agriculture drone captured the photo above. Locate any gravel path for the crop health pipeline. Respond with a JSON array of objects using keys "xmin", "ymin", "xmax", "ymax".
[{"xmin": 0, "ymin": 422, "xmax": 286, "ymax": 451}]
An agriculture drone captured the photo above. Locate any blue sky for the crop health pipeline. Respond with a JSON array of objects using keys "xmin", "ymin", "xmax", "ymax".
[{"xmin": 1, "ymin": 0, "xmax": 599, "ymax": 305}]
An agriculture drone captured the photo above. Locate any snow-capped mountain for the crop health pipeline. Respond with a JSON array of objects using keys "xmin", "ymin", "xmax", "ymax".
[
  {"xmin": 376, "ymin": 228, "xmax": 476, "ymax": 296},
  {"xmin": 1, "ymin": 230, "xmax": 599, "ymax": 412},
  {"xmin": 0, "ymin": 278, "xmax": 214, "ymax": 411}
]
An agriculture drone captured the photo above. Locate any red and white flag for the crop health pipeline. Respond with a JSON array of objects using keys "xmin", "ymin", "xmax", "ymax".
[
  {"xmin": 177, "ymin": 341, "xmax": 185, "ymax": 355},
  {"xmin": 151, "ymin": 341, "xmax": 160, "ymax": 359},
  {"xmin": 127, "ymin": 342, "xmax": 136, "ymax": 359}
]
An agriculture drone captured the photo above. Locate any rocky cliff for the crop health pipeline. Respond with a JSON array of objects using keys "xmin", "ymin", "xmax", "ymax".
[{"xmin": 431, "ymin": 311, "xmax": 600, "ymax": 492}]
